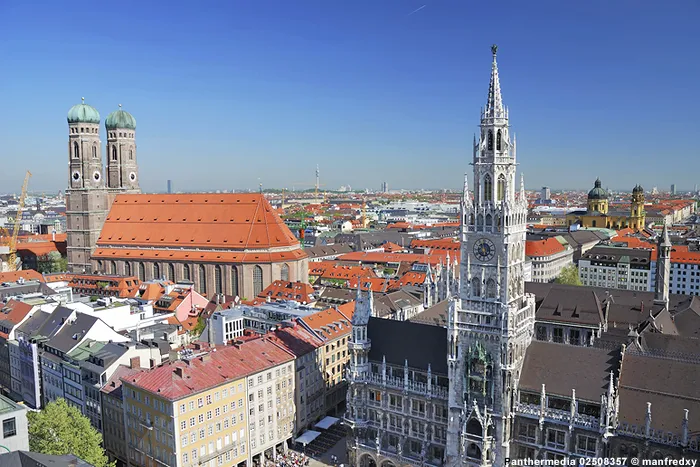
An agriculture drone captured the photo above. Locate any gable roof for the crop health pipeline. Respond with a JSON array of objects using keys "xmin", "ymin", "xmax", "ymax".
[
  {"xmin": 95, "ymin": 194, "xmax": 306, "ymax": 263},
  {"xmin": 519, "ymin": 341, "xmax": 616, "ymax": 402}
]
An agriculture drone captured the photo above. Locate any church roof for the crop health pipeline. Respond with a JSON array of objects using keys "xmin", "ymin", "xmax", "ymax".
[
  {"xmin": 587, "ymin": 178, "xmax": 608, "ymax": 200},
  {"xmin": 95, "ymin": 194, "xmax": 306, "ymax": 263},
  {"xmin": 105, "ymin": 106, "xmax": 136, "ymax": 130}
]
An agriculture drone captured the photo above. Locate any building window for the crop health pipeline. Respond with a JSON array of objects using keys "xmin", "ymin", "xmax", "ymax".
[
  {"xmin": 487, "ymin": 130, "xmax": 493, "ymax": 150},
  {"xmin": 253, "ymin": 265, "xmax": 263, "ymax": 296},
  {"xmin": 497, "ymin": 174, "xmax": 506, "ymax": 201},
  {"xmin": 154, "ymin": 263, "xmax": 160, "ymax": 279},
  {"xmin": 486, "ymin": 278, "xmax": 496, "ymax": 299},
  {"xmin": 552, "ymin": 327, "xmax": 563, "ymax": 343},
  {"xmin": 546, "ymin": 428, "xmax": 566, "ymax": 450},
  {"xmin": 569, "ymin": 329, "xmax": 581, "ymax": 346},
  {"xmin": 168, "ymin": 263, "xmax": 175, "ymax": 281},
  {"xmin": 471, "ymin": 277, "xmax": 481, "ymax": 297},
  {"xmin": 138, "ymin": 262, "xmax": 145, "ymax": 281},
  {"xmin": 231, "ymin": 266, "xmax": 239, "ymax": 297},
  {"xmin": 2, "ymin": 418, "xmax": 16, "ymax": 438},
  {"xmin": 111, "ymin": 261, "xmax": 117, "ymax": 275},
  {"xmin": 199, "ymin": 265, "xmax": 207, "ymax": 292},
  {"xmin": 518, "ymin": 423, "xmax": 536, "ymax": 443},
  {"xmin": 496, "ymin": 129, "xmax": 502, "ymax": 150},
  {"xmin": 281, "ymin": 263, "xmax": 289, "ymax": 282},
  {"xmin": 184, "ymin": 264, "xmax": 191, "ymax": 281},
  {"xmin": 92, "ymin": 145, "xmax": 98, "ymax": 159},
  {"xmin": 129, "ymin": 149, "xmax": 133, "ymax": 160},
  {"xmin": 112, "ymin": 146, "xmax": 117, "ymax": 161},
  {"xmin": 73, "ymin": 142, "xmax": 80, "ymax": 159},
  {"xmin": 483, "ymin": 175, "xmax": 493, "ymax": 202},
  {"xmin": 576, "ymin": 434, "xmax": 597, "ymax": 456},
  {"xmin": 536, "ymin": 325, "xmax": 547, "ymax": 341},
  {"xmin": 215, "ymin": 265, "xmax": 222, "ymax": 294}
]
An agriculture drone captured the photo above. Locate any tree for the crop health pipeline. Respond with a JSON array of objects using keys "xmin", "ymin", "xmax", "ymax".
[
  {"xmin": 555, "ymin": 264, "xmax": 582, "ymax": 286},
  {"xmin": 192, "ymin": 315, "xmax": 207, "ymax": 336},
  {"xmin": 36, "ymin": 251, "xmax": 67, "ymax": 273},
  {"xmin": 28, "ymin": 398, "xmax": 113, "ymax": 467}
]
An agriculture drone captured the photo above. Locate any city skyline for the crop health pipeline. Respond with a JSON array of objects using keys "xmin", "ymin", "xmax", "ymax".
[{"xmin": 2, "ymin": 0, "xmax": 699, "ymax": 193}]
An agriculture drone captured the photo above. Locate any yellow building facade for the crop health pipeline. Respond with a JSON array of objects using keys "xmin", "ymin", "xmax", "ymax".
[
  {"xmin": 122, "ymin": 339, "xmax": 295, "ymax": 467},
  {"xmin": 566, "ymin": 179, "xmax": 646, "ymax": 230}
]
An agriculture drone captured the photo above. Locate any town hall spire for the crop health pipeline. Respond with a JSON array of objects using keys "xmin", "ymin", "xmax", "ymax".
[{"xmin": 485, "ymin": 44, "xmax": 505, "ymax": 120}]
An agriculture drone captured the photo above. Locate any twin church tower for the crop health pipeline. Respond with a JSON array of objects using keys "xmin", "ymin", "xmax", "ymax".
[{"xmin": 65, "ymin": 100, "xmax": 141, "ymax": 273}]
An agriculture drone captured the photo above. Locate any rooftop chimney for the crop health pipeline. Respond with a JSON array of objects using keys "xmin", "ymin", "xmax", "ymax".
[{"xmin": 130, "ymin": 356, "xmax": 141, "ymax": 369}]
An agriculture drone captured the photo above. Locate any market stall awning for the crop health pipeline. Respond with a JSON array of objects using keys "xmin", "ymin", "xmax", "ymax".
[
  {"xmin": 294, "ymin": 430, "xmax": 321, "ymax": 446},
  {"xmin": 314, "ymin": 416, "xmax": 339, "ymax": 430}
]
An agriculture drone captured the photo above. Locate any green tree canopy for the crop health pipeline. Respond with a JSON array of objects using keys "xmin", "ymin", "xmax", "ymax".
[
  {"xmin": 554, "ymin": 264, "xmax": 582, "ymax": 286},
  {"xmin": 28, "ymin": 398, "xmax": 113, "ymax": 467},
  {"xmin": 36, "ymin": 251, "xmax": 67, "ymax": 274}
]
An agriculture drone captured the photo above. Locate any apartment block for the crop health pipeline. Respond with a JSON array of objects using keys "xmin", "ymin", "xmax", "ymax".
[{"xmin": 122, "ymin": 338, "xmax": 294, "ymax": 467}]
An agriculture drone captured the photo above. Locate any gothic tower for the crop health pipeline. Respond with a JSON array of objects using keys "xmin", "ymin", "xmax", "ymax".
[
  {"xmin": 446, "ymin": 46, "xmax": 536, "ymax": 467},
  {"xmin": 105, "ymin": 105, "xmax": 140, "ymax": 193},
  {"xmin": 65, "ymin": 98, "xmax": 109, "ymax": 273},
  {"xmin": 654, "ymin": 224, "xmax": 671, "ymax": 307},
  {"xmin": 629, "ymin": 185, "xmax": 646, "ymax": 230}
]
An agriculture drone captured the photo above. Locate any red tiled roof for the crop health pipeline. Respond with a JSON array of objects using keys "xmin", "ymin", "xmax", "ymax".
[
  {"xmin": 410, "ymin": 238, "xmax": 460, "ymax": 252},
  {"xmin": 0, "ymin": 269, "xmax": 44, "ymax": 283},
  {"xmin": 337, "ymin": 251, "xmax": 457, "ymax": 267},
  {"xmin": 125, "ymin": 338, "xmax": 293, "ymax": 400},
  {"xmin": 309, "ymin": 262, "xmax": 377, "ymax": 280},
  {"xmin": 247, "ymin": 280, "xmax": 315, "ymax": 305},
  {"xmin": 301, "ymin": 303, "xmax": 354, "ymax": 340},
  {"xmin": 0, "ymin": 299, "xmax": 33, "ymax": 339},
  {"xmin": 525, "ymin": 238, "xmax": 566, "ymax": 257},
  {"xmin": 96, "ymin": 194, "xmax": 307, "ymax": 263},
  {"xmin": 68, "ymin": 274, "xmax": 140, "ymax": 298},
  {"xmin": 382, "ymin": 242, "xmax": 405, "ymax": 253},
  {"xmin": 267, "ymin": 323, "xmax": 323, "ymax": 356},
  {"xmin": 347, "ymin": 277, "xmax": 393, "ymax": 292}
]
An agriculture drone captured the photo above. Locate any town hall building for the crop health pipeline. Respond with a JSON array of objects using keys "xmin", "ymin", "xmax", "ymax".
[{"xmin": 344, "ymin": 46, "xmax": 699, "ymax": 467}]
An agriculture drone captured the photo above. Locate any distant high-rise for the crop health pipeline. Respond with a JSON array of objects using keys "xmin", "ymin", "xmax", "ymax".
[
  {"xmin": 167, "ymin": 179, "xmax": 172, "ymax": 194},
  {"xmin": 381, "ymin": 181, "xmax": 388, "ymax": 193},
  {"xmin": 541, "ymin": 186, "xmax": 551, "ymax": 201},
  {"xmin": 671, "ymin": 184, "xmax": 677, "ymax": 195}
]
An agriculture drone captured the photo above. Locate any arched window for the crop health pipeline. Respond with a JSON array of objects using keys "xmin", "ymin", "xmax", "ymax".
[
  {"xmin": 215, "ymin": 265, "xmax": 222, "ymax": 294},
  {"xmin": 168, "ymin": 263, "xmax": 175, "ymax": 281},
  {"xmin": 486, "ymin": 279, "xmax": 497, "ymax": 299},
  {"xmin": 125, "ymin": 262, "xmax": 131, "ymax": 276},
  {"xmin": 477, "ymin": 214, "xmax": 484, "ymax": 229},
  {"xmin": 483, "ymin": 175, "xmax": 493, "ymax": 202},
  {"xmin": 92, "ymin": 145, "xmax": 98, "ymax": 158},
  {"xmin": 253, "ymin": 265, "xmax": 263, "ymax": 296},
  {"xmin": 471, "ymin": 277, "xmax": 481, "ymax": 297},
  {"xmin": 466, "ymin": 419, "xmax": 482, "ymax": 436},
  {"xmin": 496, "ymin": 130, "xmax": 502, "ymax": 150},
  {"xmin": 281, "ymin": 263, "xmax": 289, "ymax": 282},
  {"xmin": 183, "ymin": 264, "xmax": 191, "ymax": 281},
  {"xmin": 111, "ymin": 146, "xmax": 117, "ymax": 161},
  {"xmin": 138, "ymin": 262, "xmax": 145, "ymax": 281},
  {"xmin": 110, "ymin": 261, "xmax": 117, "ymax": 275},
  {"xmin": 497, "ymin": 174, "xmax": 506, "ymax": 201},
  {"xmin": 231, "ymin": 266, "xmax": 239, "ymax": 297},
  {"xmin": 73, "ymin": 142, "xmax": 80, "ymax": 159},
  {"xmin": 199, "ymin": 265, "xmax": 207, "ymax": 293},
  {"xmin": 129, "ymin": 149, "xmax": 133, "ymax": 160},
  {"xmin": 153, "ymin": 263, "xmax": 160, "ymax": 279},
  {"xmin": 487, "ymin": 131, "xmax": 493, "ymax": 151},
  {"xmin": 485, "ymin": 214, "xmax": 493, "ymax": 228}
]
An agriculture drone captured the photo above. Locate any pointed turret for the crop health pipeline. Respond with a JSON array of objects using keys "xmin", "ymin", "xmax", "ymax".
[
  {"xmin": 485, "ymin": 44, "xmax": 504, "ymax": 120},
  {"xmin": 654, "ymin": 224, "xmax": 671, "ymax": 307},
  {"xmin": 519, "ymin": 173, "xmax": 526, "ymax": 204}
]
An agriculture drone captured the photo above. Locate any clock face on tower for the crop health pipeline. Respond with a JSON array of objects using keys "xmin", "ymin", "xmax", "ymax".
[{"xmin": 473, "ymin": 238, "xmax": 496, "ymax": 262}]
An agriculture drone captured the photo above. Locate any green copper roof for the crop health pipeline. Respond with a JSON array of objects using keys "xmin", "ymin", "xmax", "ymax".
[
  {"xmin": 587, "ymin": 178, "xmax": 608, "ymax": 200},
  {"xmin": 67, "ymin": 98, "xmax": 100, "ymax": 124},
  {"xmin": 105, "ymin": 105, "xmax": 136, "ymax": 130}
]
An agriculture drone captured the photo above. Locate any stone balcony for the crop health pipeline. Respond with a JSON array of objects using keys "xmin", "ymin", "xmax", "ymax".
[
  {"xmin": 360, "ymin": 372, "xmax": 449, "ymax": 400},
  {"xmin": 349, "ymin": 340, "xmax": 371, "ymax": 351},
  {"xmin": 514, "ymin": 401, "xmax": 600, "ymax": 430}
]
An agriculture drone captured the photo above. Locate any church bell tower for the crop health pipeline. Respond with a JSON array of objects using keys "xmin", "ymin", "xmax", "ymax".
[{"xmin": 446, "ymin": 46, "xmax": 536, "ymax": 467}]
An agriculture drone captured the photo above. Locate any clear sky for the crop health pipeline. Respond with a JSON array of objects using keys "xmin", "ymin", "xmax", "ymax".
[{"xmin": 1, "ymin": 0, "xmax": 699, "ymax": 194}]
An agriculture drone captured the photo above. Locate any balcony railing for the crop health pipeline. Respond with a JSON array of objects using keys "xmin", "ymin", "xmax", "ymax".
[
  {"xmin": 514, "ymin": 402, "xmax": 599, "ymax": 430},
  {"xmin": 358, "ymin": 372, "xmax": 449, "ymax": 399}
]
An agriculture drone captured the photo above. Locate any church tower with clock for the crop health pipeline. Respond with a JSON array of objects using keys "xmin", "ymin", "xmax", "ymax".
[{"xmin": 445, "ymin": 45, "xmax": 536, "ymax": 467}]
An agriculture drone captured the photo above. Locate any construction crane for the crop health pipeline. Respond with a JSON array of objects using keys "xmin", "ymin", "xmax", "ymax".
[{"xmin": 8, "ymin": 171, "xmax": 32, "ymax": 271}]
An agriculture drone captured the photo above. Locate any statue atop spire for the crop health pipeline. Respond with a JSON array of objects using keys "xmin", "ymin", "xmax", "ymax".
[{"xmin": 485, "ymin": 45, "xmax": 504, "ymax": 120}]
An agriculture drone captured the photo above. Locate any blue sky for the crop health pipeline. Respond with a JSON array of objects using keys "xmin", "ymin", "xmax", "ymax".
[{"xmin": 1, "ymin": 0, "xmax": 699, "ymax": 193}]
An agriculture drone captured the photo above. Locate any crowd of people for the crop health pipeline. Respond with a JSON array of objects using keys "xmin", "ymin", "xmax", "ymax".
[{"xmin": 266, "ymin": 451, "xmax": 310, "ymax": 467}]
